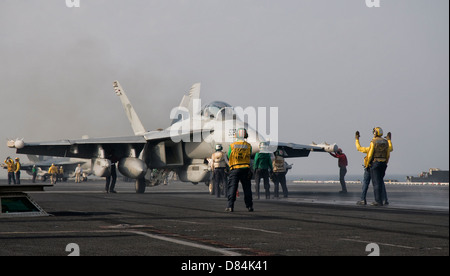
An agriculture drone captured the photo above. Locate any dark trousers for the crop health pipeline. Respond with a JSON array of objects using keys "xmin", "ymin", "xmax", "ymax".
[
  {"xmin": 8, "ymin": 172, "xmax": 16, "ymax": 185},
  {"xmin": 339, "ymin": 167, "xmax": 347, "ymax": 192},
  {"xmin": 254, "ymin": 169, "xmax": 270, "ymax": 199},
  {"xmin": 227, "ymin": 168, "xmax": 253, "ymax": 209},
  {"xmin": 361, "ymin": 166, "xmax": 388, "ymax": 203},
  {"xmin": 360, "ymin": 167, "xmax": 371, "ymax": 201},
  {"xmin": 273, "ymin": 172, "xmax": 288, "ymax": 198},
  {"xmin": 105, "ymin": 169, "xmax": 117, "ymax": 192},
  {"xmin": 214, "ymin": 168, "xmax": 226, "ymax": 197},
  {"xmin": 370, "ymin": 161, "xmax": 387, "ymax": 204},
  {"xmin": 15, "ymin": 171, "xmax": 21, "ymax": 184}
]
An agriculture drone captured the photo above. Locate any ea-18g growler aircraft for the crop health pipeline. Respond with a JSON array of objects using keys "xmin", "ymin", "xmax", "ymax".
[{"xmin": 7, "ymin": 81, "xmax": 337, "ymax": 193}]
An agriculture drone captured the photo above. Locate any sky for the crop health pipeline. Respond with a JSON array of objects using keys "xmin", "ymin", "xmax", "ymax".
[{"xmin": 0, "ymin": 0, "xmax": 448, "ymax": 180}]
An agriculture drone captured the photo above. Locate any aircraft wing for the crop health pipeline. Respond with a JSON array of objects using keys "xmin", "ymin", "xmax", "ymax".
[
  {"xmin": 11, "ymin": 136, "xmax": 148, "ymax": 160},
  {"xmin": 9, "ymin": 128, "xmax": 210, "ymax": 161},
  {"xmin": 277, "ymin": 142, "xmax": 338, "ymax": 158}
]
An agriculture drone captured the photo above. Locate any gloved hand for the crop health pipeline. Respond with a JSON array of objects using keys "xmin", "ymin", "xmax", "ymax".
[
  {"xmin": 355, "ymin": 131, "xmax": 360, "ymax": 139},
  {"xmin": 269, "ymin": 171, "xmax": 275, "ymax": 182},
  {"xmin": 386, "ymin": 132, "xmax": 391, "ymax": 140}
]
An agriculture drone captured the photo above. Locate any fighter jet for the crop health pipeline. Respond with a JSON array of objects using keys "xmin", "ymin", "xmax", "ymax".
[
  {"xmin": 0, "ymin": 155, "xmax": 91, "ymax": 182},
  {"xmin": 7, "ymin": 81, "xmax": 337, "ymax": 193}
]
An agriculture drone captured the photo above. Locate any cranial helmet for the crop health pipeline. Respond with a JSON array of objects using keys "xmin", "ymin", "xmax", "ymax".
[
  {"xmin": 215, "ymin": 144, "xmax": 223, "ymax": 151},
  {"xmin": 373, "ymin": 127, "xmax": 383, "ymax": 137},
  {"xmin": 235, "ymin": 128, "xmax": 248, "ymax": 139}
]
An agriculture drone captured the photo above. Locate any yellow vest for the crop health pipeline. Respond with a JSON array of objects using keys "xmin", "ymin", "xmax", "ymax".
[
  {"xmin": 357, "ymin": 138, "xmax": 393, "ymax": 168},
  {"xmin": 228, "ymin": 141, "xmax": 251, "ymax": 170},
  {"xmin": 367, "ymin": 137, "xmax": 389, "ymax": 167},
  {"xmin": 372, "ymin": 137, "xmax": 389, "ymax": 162}
]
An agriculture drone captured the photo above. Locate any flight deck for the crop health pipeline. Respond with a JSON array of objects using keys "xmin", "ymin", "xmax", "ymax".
[{"xmin": 0, "ymin": 178, "xmax": 448, "ymax": 258}]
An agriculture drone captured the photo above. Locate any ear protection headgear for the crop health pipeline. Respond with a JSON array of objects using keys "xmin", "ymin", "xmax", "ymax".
[{"xmin": 373, "ymin": 127, "xmax": 383, "ymax": 137}]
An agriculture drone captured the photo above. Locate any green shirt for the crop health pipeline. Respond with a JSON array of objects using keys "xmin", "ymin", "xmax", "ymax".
[{"xmin": 253, "ymin": 152, "xmax": 273, "ymax": 170}]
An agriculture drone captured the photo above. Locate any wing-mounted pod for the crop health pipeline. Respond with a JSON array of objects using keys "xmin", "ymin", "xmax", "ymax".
[
  {"xmin": 91, "ymin": 158, "xmax": 111, "ymax": 177},
  {"xmin": 310, "ymin": 142, "xmax": 338, "ymax": 153},
  {"xmin": 7, "ymin": 138, "xmax": 25, "ymax": 149},
  {"xmin": 177, "ymin": 161, "xmax": 211, "ymax": 184},
  {"xmin": 118, "ymin": 157, "xmax": 147, "ymax": 179}
]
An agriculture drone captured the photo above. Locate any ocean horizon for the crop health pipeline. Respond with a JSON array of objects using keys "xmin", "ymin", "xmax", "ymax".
[
  {"xmin": 0, "ymin": 172, "xmax": 417, "ymax": 183},
  {"xmin": 286, "ymin": 173, "xmax": 411, "ymax": 182}
]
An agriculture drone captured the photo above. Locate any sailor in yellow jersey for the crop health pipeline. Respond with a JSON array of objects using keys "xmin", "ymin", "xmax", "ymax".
[
  {"xmin": 4, "ymin": 157, "xmax": 16, "ymax": 185},
  {"xmin": 48, "ymin": 163, "xmax": 58, "ymax": 185},
  {"xmin": 360, "ymin": 127, "xmax": 393, "ymax": 206},
  {"xmin": 355, "ymin": 130, "xmax": 393, "ymax": 205},
  {"xmin": 14, "ymin": 157, "xmax": 21, "ymax": 184},
  {"xmin": 226, "ymin": 128, "xmax": 253, "ymax": 212}
]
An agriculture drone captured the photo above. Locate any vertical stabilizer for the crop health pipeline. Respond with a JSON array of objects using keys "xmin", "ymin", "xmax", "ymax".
[
  {"xmin": 187, "ymin": 83, "xmax": 201, "ymax": 115},
  {"xmin": 170, "ymin": 83, "xmax": 201, "ymax": 125},
  {"xmin": 113, "ymin": 81, "xmax": 147, "ymax": 136}
]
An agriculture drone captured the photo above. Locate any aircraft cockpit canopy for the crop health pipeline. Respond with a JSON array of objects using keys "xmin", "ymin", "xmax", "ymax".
[{"xmin": 202, "ymin": 101, "xmax": 235, "ymax": 120}]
